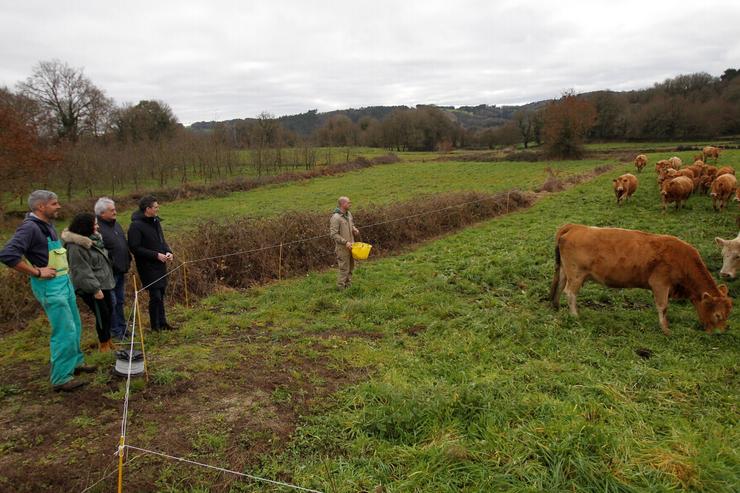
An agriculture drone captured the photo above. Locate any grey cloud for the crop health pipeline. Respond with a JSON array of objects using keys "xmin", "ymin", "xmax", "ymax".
[{"xmin": 1, "ymin": 0, "xmax": 738, "ymax": 123}]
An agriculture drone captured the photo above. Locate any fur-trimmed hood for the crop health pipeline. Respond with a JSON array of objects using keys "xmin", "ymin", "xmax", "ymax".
[{"xmin": 61, "ymin": 229, "xmax": 93, "ymax": 249}]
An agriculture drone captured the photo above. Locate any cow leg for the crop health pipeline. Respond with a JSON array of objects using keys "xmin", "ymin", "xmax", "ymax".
[
  {"xmin": 649, "ymin": 284, "xmax": 671, "ymax": 335},
  {"xmin": 551, "ymin": 267, "xmax": 566, "ymax": 308},
  {"xmin": 563, "ymin": 276, "xmax": 585, "ymax": 316}
]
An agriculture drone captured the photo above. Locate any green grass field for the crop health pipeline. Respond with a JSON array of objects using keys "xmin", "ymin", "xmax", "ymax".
[
  {"xmin": 0, "ymin": 149, "xmax": 738, "ymax": 491},
  {"xmin": 115, "ymin": 159, "xmax": 607, "ymax": 233}
]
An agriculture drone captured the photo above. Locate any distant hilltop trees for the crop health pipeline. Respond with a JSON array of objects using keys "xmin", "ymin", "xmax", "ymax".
[{"xmin": 193, "ymin": 68, "xmax": 740, "ymax": 152}]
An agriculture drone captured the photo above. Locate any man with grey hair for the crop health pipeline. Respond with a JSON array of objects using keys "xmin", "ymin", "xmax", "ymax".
[
  {"xmin": 0, "ymin": 190, "xmax": 92, "ymax": 392},
  {"xmin": 95, "ymin": 197, "xmax": 131, "ymax": 340},
  {"xmin": 329, "ymin": 196, "xmax": 360, "ymax": 289}
]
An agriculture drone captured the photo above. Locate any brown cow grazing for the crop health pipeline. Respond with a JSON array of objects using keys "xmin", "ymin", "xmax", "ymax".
[
  {"xmin": 715, "ymin": 166, "xmax": 735, "ymax": 178},
  {"xmin": 711, "ymin": 174, "xmax": 737, "ymax": 212},
  {"xmin": 703, "ymin": 146, "xmax": 721, "ymax": 163},
  {"xmin": 613, "ymin": 173, "xmax": 638, "ymax": 204},
  {"xmin": 550, "ymin": 224, "xmax": 732, "ymax": 335},
  {"xmin": 705, "ymin": 165, "xmax": 718, "ymax": 178},
  {"xmin": 698, "ymin": 175, "xmax": 713, "ymax": 195},
  {"xmin": 661, "ymin": 176, "xmax": 693, "ymax": 212},
  {"xmin": 715, "ymin": 234, "xmax": 740, "ymax": 279},
  {"xmin": 669, "ymin": 156, "xmax": 682, "ymax": 169},
  {"xmin": 634, "ymin": 154, "xmax": 647, "ymax": 173}
]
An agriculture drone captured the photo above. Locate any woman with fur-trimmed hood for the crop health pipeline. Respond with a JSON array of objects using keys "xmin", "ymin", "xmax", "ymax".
[{"xmin": 63, "ymin": 213, "xmax": 116, "ymax": 351}]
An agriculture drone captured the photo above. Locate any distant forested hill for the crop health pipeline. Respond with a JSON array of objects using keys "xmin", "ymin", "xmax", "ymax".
[{"xmin": 189, "ymin": 102, "xmax": 548, "ymax": 136}]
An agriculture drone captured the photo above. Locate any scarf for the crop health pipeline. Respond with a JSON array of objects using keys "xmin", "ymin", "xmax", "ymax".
[
  {"xmin": 334, "ymin": 207, "xmax": 349, "ymax": 218},
  {"xmin": 90, "ymin": 233, "xmax": 105, "ymax": 250}
]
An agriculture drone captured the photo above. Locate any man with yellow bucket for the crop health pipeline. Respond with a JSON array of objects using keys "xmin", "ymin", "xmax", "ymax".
[{"xmin": 329, "ymin": 196, "xmax": 368, "ymax": 289}]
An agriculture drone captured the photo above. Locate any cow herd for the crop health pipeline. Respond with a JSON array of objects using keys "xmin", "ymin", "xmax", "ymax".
[
  {"xmin": 552, "ymin": 146, "xmax": 737, "ymax": 335},
  {"xmin": 620, "ymin": 146, "xmax": 738, "ymax": 213}
]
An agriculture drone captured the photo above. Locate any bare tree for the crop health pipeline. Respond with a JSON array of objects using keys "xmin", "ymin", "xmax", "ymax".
[
  {"xmin": 514, "ymin": 110, "xmax": 533, "ymax": 149},
  {"xmin": 18, "ymin": 59, "xmax": 113, "ymax": 143}
]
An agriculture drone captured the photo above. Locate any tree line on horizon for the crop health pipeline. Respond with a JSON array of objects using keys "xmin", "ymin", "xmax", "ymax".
[{"xmin": 1, "ymin": 60, "xmax": 738, "ymax": 214}]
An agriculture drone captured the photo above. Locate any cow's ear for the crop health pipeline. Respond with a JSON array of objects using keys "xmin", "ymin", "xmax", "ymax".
[
  {"xmin": 715, "ymin": 237, "xmax": 726, "ymax": 247},
  {"xmin": 612, "ymin": 179, "xmax": 617, "ymax": 183},
  {"xmin": 718, "ymin": 284, "xmax": 729, "ymax": 296},
  {"xmin": 702, "ymin": 292, "xmax": 711, "ymax": 301}
]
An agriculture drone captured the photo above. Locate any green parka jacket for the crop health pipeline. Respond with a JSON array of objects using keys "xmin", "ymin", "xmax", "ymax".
[{"xmin": 62, "ymin": 230, "xmax": 116, "ymax": 294}]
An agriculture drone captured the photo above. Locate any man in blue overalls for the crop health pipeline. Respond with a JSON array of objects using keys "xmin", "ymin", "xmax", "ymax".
[{"xmin": 0, "ymin": 190, "xmax": 94, "ymax": 391}]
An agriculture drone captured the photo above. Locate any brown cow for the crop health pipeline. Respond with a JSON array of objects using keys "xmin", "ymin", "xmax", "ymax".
[
  {"xmin": 703, "ymin": 146, "xmax": 721, "ymax": 162},
  {"xmin": 687, "ymin": 163, "xmax": 704, "ymax": 177},
  {"xmin": 661, "ymin": 176, "xmax": 693, "ymax": 212},
  {"xmin": 711, "ymin": 174, "xmax": 737, "ymax": 212},
  {"xmin": 698, "ymin": 175, "xmax": 713, "ymax": 195},
  {"xmin": 655, "ymin": 159, "xmax": 673, "ymax": 173},
  {"xmin": 658, "ymin": 167, "xmax": 694, "ymax": 188},
  {"xmin": 705, "ymin": 165, "xmax": 718, "ymax": 178},
  {"xmin": 550, "ymin": 224, "xmax": 732, "ymax": 334},
  {"xmin": 669, "ymin": 156, "xmax": 682, "ymax": 169},
  {"xmin": 715, "ymin": 166, "xmax": 735, "ymax": 178},
  {"xmin": 715, "ymin": 234, "xmax": 740, "ymax": 279},
  {"xmin": 634, "ymin": 154, "xmax": 647, "ymax": 173},
  {"xmin": 613, "ymin": 173, "xmax": 638, "ymax": 204}
]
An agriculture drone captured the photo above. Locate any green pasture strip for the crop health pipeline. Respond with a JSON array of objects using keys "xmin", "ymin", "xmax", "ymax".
[
  {"xmin": 586, "ymin": 140, "xmax": 737, "ymax": 151},
  {"xmin": 116, "ymin": 159, "xmax": 606, "ymax": 233}
]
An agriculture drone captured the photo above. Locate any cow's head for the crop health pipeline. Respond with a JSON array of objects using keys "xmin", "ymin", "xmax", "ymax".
[
  {"xmin": 613, "ymin": 176, "xmax": 631, "ymax": 200},
  {"xmin": 697, "ymin": 285, "xmax": 732, "ymax": 333},
  {"xmin": 715, "ymin": 236, "xmax": 740, "ymax": 279}
]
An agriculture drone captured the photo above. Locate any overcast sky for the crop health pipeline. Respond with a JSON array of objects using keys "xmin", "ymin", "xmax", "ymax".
[{"xmin": 1, "ymin": 0, "xmax": 738, "ymax": 124}]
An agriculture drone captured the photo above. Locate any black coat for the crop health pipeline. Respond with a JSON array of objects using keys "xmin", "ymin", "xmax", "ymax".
[
  {"xmin": 127, "ymin": 211, "xmax": 172, "ymax": 289},
  {"xmin": 97, "ymin": 217, "xmax": 131, "ymax": 275}
]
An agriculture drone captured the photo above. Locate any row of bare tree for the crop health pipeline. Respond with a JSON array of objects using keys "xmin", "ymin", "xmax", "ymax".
[{"xmin": 2, "ymin": 61, "xmax": 737, "ymax": 214}]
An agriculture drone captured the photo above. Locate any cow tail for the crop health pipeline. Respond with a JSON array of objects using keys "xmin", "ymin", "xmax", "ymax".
[{"xmin": 549, "ymin": 242, "xmax": 562, "ymax": 309}]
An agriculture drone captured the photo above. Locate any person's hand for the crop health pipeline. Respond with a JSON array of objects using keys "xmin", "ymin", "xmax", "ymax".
[
  {"xmin": 346, "ymin": 241, "xmax": 353, "ymax": 250},
  {"xmin": 157, "ymin": 253, "xmax": 168, "ymax": 263},
  {"xmin": 165, "ymin": 252, "xmax": 174, "ymax": 262},
  {"xmin": 94, "ymin": 290, "xmax": 104, "ymax": 300},
  {"xmin": 352, "ymin": 227, "xmax": 359, "ymax": 235},
  {"xmin": 38, "ymin": 266, "xmax": 57, "ymax": 279}
]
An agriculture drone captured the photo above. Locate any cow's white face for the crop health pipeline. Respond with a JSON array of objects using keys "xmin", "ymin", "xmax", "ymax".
[{"xmin": 716, "ymin": 236, "xmax": 740, "ymax": 279}]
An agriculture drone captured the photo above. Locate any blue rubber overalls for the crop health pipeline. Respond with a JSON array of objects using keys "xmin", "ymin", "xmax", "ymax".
[{"xmin": 29, "ymin": 236, "xmax": 84, "ymax": 386}]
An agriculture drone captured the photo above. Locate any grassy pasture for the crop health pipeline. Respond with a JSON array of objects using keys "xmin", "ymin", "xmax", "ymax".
[
  {"xmin": 0, "ymin": 151, "xmax": 738, "ymax": 491},
  {"xmin": 113, "ymin": 159, "xmax": 608, "ymax": 233}
]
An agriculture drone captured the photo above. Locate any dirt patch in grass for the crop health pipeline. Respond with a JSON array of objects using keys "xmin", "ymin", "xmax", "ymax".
[{"xmin": 0, "ymin": 326, "xmax": 370, "ymax": 492}]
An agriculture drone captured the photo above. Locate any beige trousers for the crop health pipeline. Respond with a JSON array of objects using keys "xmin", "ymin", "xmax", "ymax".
[{"xmin": 336, "ymin": 247, "xmax": 355, "ymax": 288}]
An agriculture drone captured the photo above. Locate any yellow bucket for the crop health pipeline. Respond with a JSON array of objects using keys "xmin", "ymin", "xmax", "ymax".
[{"xmin": 351, "ymin": 242, "xmax": 372, "ymax": 260}]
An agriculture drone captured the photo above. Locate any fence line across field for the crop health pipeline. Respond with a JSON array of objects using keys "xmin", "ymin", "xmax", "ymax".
[
  {"xmin": 122, "ymin": 444, "xmax": 325, "ymax": 493},
  {"xmin": 136, "ymin": 190, "xmax": 516, "ymax": 293},
  {"xmin": 115, "ymin": 190, "xmax": 516, "ymax": 491}
]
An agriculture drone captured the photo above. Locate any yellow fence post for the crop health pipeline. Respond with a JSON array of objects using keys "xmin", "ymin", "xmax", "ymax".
[{"xmin": 117, "ymin": 436, "xmax": 125, "ymax": 493}]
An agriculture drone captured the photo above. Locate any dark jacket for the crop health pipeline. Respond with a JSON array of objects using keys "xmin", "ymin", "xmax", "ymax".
[
  {"xmin": 127, "ymin": 210, "xmax": 172, "ymax": 289},
  {"xmin": 97, "ymin": 217, "xmax": 131, "ymax": 275},
  {"xmin": 62, "ymin": 230, "xmax": 116, "ymax": 294},
  {"xmin": 0, "ymin": 214, "xmax": 58, "ymax": 268}
]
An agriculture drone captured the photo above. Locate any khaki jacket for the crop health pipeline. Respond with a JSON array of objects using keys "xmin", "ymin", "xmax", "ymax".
[{"xmin": 329, "ymin": 211, "xmax": 356, "ymax": 249}]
